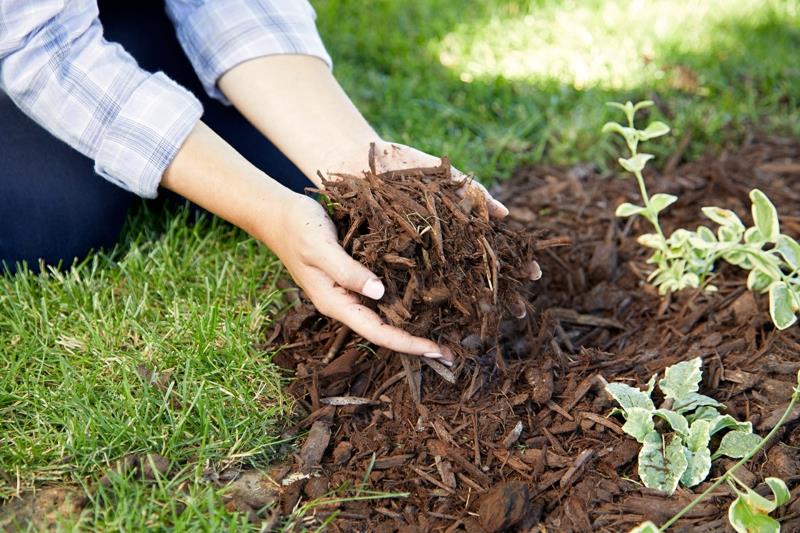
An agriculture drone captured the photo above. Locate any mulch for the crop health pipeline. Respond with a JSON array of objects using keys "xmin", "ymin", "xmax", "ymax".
[
  {"xmin": 268, "ymin": 135, "xmax": 800, "ymax": 532},
  {"xmin": 4, "ymin": 136, "xmax": 799, "ymax": 532}
]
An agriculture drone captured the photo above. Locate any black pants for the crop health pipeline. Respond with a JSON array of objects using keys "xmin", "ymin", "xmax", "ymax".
[{"xmin": 0, "ymin": 0, "xmax": 310, "ymax": 274}]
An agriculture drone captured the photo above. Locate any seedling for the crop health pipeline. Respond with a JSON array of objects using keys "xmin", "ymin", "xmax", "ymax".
[
  {"xmin": 604, "ymin": 101, "xmax": 800, "ymax": 329},
  {"xmin": 624, "ymin": 369, "xmax": 800, "ymax": 532},
  {"xmin": 606, "ymin": 358, "xmax": 759, "ymax": 496}
]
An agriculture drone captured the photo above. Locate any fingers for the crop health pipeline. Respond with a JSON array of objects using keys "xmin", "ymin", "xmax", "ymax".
[
  {"xmin": 450, "ymin": 167, "xmax": 509, "ymax": 219},
  {"xmin": 318, "ymin": 240, "xmax": 386, "ymax": 300},
  {"xmin": 303, "ymin": 268, "xmax": 454, "ymax": 365}
]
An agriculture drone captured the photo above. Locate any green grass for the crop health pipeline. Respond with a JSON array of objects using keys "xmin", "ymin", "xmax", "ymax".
[
  {"xmin": 2, "ymin": 0, "xmax": 799, "ymax": 529},
  {"xmin": 317, "ymin": 0, "xmax": 800, "ymax": 177},
  {"xmin": 1, "ymin": 210, "xmax": 294, "ymax": 529}
]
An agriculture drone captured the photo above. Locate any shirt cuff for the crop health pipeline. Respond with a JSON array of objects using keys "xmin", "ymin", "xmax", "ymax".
[
  {"xmin": 171, "ymin": 0, "xmax": 332, "ymax": 103},
  {"xmin": 94, "ymin": 72, "xmax": 203, "ymax": 199}
]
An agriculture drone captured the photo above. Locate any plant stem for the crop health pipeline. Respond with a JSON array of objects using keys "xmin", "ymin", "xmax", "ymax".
[
  {"xmin": 659, "ymin": 386, "xmax": 800, "ymax": 531},
  {"xmin": 633, "ymin": 170, "xmax": 665, "ymax": 240}
]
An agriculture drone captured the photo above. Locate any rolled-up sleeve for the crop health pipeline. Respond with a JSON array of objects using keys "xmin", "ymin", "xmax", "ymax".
[
  {"xmin": 0, "ymin": 1, "xmax": 203, "ymax": 198},
  {"xmin": 166, "ymin": 0, "xmax": 332, "ymax": 102}
]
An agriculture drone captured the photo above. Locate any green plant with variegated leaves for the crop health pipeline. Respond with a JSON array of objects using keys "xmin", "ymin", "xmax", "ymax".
[
  {"xmin": 607, "ymin": 358, "xmax": 760, "ymax": 496},
  {"xmin": 604, "ymin": 101, "xmax": 800, "ymax": 329},
  {"xmin": 626, "ymin": 371, "xmax": 800, "ymax": 533}
]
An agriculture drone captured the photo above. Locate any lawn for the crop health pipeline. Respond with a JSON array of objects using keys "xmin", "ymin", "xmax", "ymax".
[{"xmin": 1, "ymin": 0, "xmax": 798, "ymax": 530}]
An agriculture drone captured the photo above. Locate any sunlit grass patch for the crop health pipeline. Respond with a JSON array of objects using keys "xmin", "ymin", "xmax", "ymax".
[{"xmin": 435, "ymin": 0, "xmax": 793, "ymax": 90}]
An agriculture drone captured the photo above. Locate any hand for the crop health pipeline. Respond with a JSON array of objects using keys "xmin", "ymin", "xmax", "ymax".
[
  {"xmin": 349, "ymin": 140, "xmax": 510, "ymax": 220},
  {"xmin": 263, "ymin": 193, "xmax": 455, "ymax": 365}
]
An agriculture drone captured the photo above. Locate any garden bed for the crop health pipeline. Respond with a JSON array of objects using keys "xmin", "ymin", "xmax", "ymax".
[{"xmin": 270, "ymin": 135, "xmax": 800, "ymax": 532}]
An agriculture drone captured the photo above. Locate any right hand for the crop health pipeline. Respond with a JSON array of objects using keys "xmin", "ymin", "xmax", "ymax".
[{"xmin": 261, "ymin": 193, "xmax": 454, "ymax": 365}]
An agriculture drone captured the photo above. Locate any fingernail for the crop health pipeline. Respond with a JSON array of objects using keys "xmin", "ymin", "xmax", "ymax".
[
  {"xmin": 425, "ymin": 353, "xmax": 453, "ymax": 367},
  {"xmin": 492, "ymin": 199, "xmax": 509, "ymax": 217},
  {"xmin": 362, "ymin": 278, "xmax": 385, "ymax": 300},
  {"xmin": 529, "ymin": 261, "xmax": 542, "ymax": 281}
]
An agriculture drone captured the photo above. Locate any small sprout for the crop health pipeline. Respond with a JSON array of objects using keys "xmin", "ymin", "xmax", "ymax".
[{"xmin": 604, "ymin": 101, "xmax": 800, "ymax": 330}]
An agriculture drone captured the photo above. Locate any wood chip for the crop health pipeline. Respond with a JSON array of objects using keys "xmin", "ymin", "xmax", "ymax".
[
  {"xmin": 560, "ymin": 449, "xmax": 595, "ymax": 489},
  {"xmin": 550, "ymin": 308, "xmax": 625, "ymax": 329},
  {"xmin": 422, "ymin": 357, "xmax": 457, "ymax": 384},
  {"xmin": 373, "ymin": 454, "xmax": 415, "ymax": 470},
  {"xmin": 502, "ymin": 420, "xmax": 524, "ymax": 448},
  {"xmin": 320, "ymin": 396, "xmax": 379, "ymax": 406}
]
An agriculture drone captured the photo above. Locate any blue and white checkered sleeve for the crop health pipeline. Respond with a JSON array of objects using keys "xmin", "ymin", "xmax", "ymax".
[
  {"xmin": 0, "ymin": 0, "xmax": 203, "ymax": 198},
  {"xmin": 166, "ymin": 0, "xmax": 332, "ymax": 103}
]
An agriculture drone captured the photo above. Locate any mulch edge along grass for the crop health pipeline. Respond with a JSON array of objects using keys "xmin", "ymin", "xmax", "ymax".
[{"xmin": 2, "ymin": 135, "xmax": 800, "ymax": 532}]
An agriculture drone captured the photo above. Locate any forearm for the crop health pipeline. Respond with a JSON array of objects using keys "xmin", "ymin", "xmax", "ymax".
[
  {"xmin": 161, "ymin": 121, "xmax": 293, "ymax": 245},
  {"xmin": 218, "ymin": 55, "xmax": 380, "ymax": 186}
]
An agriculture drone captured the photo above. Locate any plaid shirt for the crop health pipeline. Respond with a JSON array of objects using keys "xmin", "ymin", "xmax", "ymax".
[{"xmin": 0, "ymin": 0, "xmax": 331, "ymax": 198}]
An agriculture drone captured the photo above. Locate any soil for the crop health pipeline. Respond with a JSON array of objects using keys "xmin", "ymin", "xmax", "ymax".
[{"xmin": 269, "ymin": 135, "xmax": 800, "ymax": 532}]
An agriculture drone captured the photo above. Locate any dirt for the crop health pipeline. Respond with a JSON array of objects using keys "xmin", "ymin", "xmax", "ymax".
[{"xmin": 268, "ymin": 135, "xmax": 800, "ymax": 532}]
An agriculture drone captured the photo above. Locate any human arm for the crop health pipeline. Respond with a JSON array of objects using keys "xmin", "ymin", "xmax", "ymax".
[
  {"xmin": 0, "ymin": 0, "xmax": 201, "ymax": 198},
  {"xmin": 217, "ymin": 54, "xmax": 508, "ymax": 217}
]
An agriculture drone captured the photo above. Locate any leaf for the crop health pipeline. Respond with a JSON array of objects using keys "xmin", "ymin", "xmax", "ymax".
[
  {"xmin": 622, "ymin": 407, "xmax": 656, "ymax": 443},
  {"xmin": 638, "ymin": 233, "xmax": 664, "ymax": 249},
  {"xmin": 602, "ymin": 121, "xmax": 626, "ymax": 135},
  {"xmin": 775, "ymin": 234, "xmax": 800, "ymax": 269},
  {"xmin": 713, "ymin": 430, "xmax": 762, "ymax": 460},
  {"xmin": 728, "ymin": 496, "xmax": 781, "ymax": 533},
  {"xmin": 750, "ymin": 189, "xmax": 779, "ymax": 243},
  {"xmin": 747, "ymin": 251, "xmax": 783, "ymax": 281},
  {"xmin": 701, "ymin": 207, "xmax": 745, "ymax": 231},
  {"xmin": 673, "ymin": 392, "xmax": 721, "ymax": 414},
  {"xmin": 653, "ymin": 409, "xmax": 690, "ymax": 436},
  {"xmin": 619, "ymin": 153, "xmax": 654, "ymax": 173},
  {"xmin": 688, "ymin": 405, "xmax": 721, "ymax": 423},
  {"xmin": 708, "ymin": 414, "xmax": 752, "ymax": 436},
  {"xmin": 718, "ymin": 225, "xmax": 741, "ymax": 243},
  {"xmin": 701, "ymin": 206, "xmax": 745, "ymax": 231},
  {"xmin": 638, "ymin": 121, "xmax": 671, "ymax": 140},
  {"xmin": 628, "ymin": 522, "xmax": 660, "ymax": 533},
  {"xmin": 768, "ymin": 281, "xmax": 798, "ymax": 330},
  {"xmin": 747, "ymin": 269, "xmax": 773, "ymax": 293},
  {"xmin": 638, "ymin": 432, "xmax": 688, "ymax": 495},
  {"xmin": 729, "ymin": 476, "xmax": 789, "ymax": 515},
  {"xmin": 686, "ymin": 420, "xmax": 712, "ymax": 451},
  {"xmin": 616, "ymin": 202, "xmax": 646, "ymax": 217},
  {"xmin": 632, "ymin": 100, "xmax": 654, "ymax": 112},
  {"xmin": 723, "ymin": 249, "xmax": 749, "ymax": 267},
  {"xmin": 649, "ymin": 193, "xmax": 677, "ymax": 214},
  {"xmin": 766, "ymin": 477, "xmax": 791, "ymax": 508},
  {"xmin": 605, "ymin": 382, "xmax": 656, "ymax": 412},
  {"xmin": 602, "ymin": 123, "xmax": 639, "ymax": 148},
  {"xmin": 606, "ymin": 101, "xmax": 630, "ymax": 112},
  {"xmin": 697, "ymin": 225, "xmax": 717, "ymax": 242},
  {"xmin": 658, "ymin": 358, "xmax": 702, "ymax": 402},
  {"xmin": 744, "ymin": 226, "xmax": 764, "ymax": 245},
  {"xmin": 681, "ymin": 446, "xmax": 711, "ymax": 488}
]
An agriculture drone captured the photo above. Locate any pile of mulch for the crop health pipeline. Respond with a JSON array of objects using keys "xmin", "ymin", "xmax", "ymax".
[{"xmin": 264, "ymin": 134, "xmax": 800, "ymax": 532}]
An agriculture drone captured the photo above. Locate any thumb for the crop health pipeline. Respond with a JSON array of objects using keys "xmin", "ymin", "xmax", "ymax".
[{"xmin": 322, "ymin": 242, "xmax": 385, "ymax": 300}]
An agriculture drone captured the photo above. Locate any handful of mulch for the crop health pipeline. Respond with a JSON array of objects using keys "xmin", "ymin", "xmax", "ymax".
[{"xmin": 275, "ymin": 149, "xmax": 541, "ymax": 367}]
